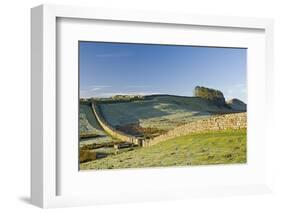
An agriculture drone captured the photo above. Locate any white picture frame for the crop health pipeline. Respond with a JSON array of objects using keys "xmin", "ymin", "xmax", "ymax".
[{"xmin": 31, "ymin": 4, "xmax": 274, "ymax": 208}]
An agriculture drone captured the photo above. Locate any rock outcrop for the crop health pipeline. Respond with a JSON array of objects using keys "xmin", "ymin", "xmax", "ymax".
[{"xmin": 194, "ymin": 86, "xmax": 226, "ymax": 107}]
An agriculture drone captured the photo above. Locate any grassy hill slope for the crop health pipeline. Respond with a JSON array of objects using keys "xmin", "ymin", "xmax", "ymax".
[
  {"xmin": 80, "ymin": 129, "xmax": 246, "ymax": 170},
  {"xmin": 99, "ymin": 95, "xmax": 235, "ymax": 131},
  {"xmin": 80, "ymin": 104, "xmax": 115, "ymax": 145}
]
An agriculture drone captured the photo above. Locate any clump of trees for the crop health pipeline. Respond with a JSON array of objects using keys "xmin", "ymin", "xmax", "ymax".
[
  {"xmin": 79, "ymin": 98, "xmax": 92, "ymax": 105},
  {"xmin": 80, "ymin": 95, "xmax": 145, "ymax": 105},
  {"xmin": 111, "ymin": 95, "xmax": 144, "ymax": 101},
  {"xmin": 194, "ymin": 86, "xmax": 226, "ymax": 106}
]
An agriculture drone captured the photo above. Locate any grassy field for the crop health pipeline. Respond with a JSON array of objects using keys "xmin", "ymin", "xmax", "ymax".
[
  {"xmin": 99, "ymin": 95, "xmax": 234, "ymax": 131},
  {"xmin": 80, "ymin": 129, "xmax": 246, "ymax": 170}
]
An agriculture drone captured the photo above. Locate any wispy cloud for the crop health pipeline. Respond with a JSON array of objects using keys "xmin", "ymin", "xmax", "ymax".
[
  {"xmin": 227, "ymin": 89, "xmax": 233, "ymax": 95},
  {"xmin": 89, "ymin": 85, "xmax": 112, "ymax": 91},
  {"xmin": 80, "ymin": 85, "xmax": 113, "ymax": 97},
  {"xmin": 223, "ymin": 83, "xmax": 247, "ymax": 102},
  {"xmin": 234, "ymin": 83, "xmax": 246, "ymax": 94}
]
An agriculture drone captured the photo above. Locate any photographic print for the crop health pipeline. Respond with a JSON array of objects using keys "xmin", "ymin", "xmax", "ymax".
[{"xmin": 79, "ymin": 41, "xmax": 247, "ymax": 170}]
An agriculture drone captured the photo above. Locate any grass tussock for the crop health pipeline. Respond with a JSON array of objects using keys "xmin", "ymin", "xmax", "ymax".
[{"xmin": 79, "ymin": 150, "xmax": 97, "ymax": 163}]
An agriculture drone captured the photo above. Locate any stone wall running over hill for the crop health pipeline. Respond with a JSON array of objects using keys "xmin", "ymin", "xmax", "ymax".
[
  {"xmin": 91, "ymin": 101, "xmax": 136, "ymax": 143},
  {"xmin": 144, "ymin": 112, "xmax": 247, "ymax": 147}
]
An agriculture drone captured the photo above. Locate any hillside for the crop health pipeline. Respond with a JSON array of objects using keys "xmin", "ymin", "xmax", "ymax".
[
  {"xmin": 80, "ymin": 94, "xmax": 246, "ymax": 142},
  {"xmin": 98, "ymin": 95, "xmax": 240, "ymax": 133},
  {"xmin": 79, "ymin": 93, "xmax": 247, "ymax": 168},
  {"xmin": 80, "ymin": 104, "xmax": 116, "ymax": 146}
]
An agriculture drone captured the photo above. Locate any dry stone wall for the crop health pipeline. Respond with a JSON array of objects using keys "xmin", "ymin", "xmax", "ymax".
[
  {"xmin": 91, "ymin": 101, "xmax": 135, "ymax": 143},
  {"xmin": 144, "ymin": 112, "xmax": 247, "ymax": 147}
]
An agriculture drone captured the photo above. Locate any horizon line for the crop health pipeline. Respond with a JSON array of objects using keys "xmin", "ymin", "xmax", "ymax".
[{"xmin": 79, "ymin": 93, "xmax": 246, "ymax": 103}]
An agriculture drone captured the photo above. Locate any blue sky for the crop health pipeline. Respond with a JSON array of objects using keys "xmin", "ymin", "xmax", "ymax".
[{"xmin": 79, "ymin": 41, "xmax": 247, "ymax": 102}]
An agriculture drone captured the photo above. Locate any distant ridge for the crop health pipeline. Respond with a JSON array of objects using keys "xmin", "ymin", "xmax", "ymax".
[
  {"xmin": 144, "ymin": 94, "xmax": 193, "ymax": 98},
  {"xmin": 81, "ymin": 86, "xmax": 247, "ymax": 113},
  {"xmin": 227, "ymin": 98, "xmax": 247, "ymax": 111}
]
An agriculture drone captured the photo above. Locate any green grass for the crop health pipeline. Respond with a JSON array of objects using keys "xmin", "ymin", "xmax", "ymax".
[{"xmin": 80, "ymin": 129, "xmax": 246, "ymax": 170}]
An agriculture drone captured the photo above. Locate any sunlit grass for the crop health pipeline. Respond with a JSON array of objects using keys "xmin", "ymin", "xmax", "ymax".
[{"xmin": 80, "ymin": 129, "xmax": 246, "ymax": 170}]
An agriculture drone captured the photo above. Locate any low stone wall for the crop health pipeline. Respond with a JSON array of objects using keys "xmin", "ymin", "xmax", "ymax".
[
  {"xmin": 91, "ymin": 101, "xmax": 135, "ymax": 143},
  {"xmin": 143, "ymin": 112, "xmax": 247, "ymax": 147}
]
